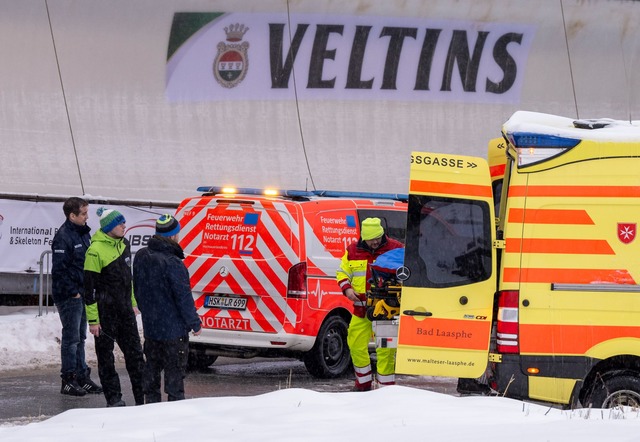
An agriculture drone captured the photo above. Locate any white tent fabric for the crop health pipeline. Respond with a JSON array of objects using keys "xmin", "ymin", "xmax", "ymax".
[{"xmin": 0, "ymin": 0, "xmax": 638, "ymax": 201}]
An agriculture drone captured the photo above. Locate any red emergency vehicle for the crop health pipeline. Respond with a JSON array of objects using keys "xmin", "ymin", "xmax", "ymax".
[{"xmin": 175, "ymin": 187, "xmax": 407, "ymax": 378}]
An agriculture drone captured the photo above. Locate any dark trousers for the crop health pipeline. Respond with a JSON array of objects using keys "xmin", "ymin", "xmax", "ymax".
[
  {"xmin": 57, "ymin": 296, "xmax": 88, "ymax": 377},
  {"xmin": 143, "ymin": 336, "xmax": 189, "ymax": 403},
  {"xmin": 94, "ymin": 309, "xmax": 145, "ymax": 406}
]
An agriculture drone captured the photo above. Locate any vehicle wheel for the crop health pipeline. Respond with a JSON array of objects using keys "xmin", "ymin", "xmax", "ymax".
[
  {"xmin": 586, "ymin": 374, "xmax": 640, "ymax": 408},
  {"xmin": 303, "ymin": 315, "xmax": 351, "ymax": 379},
  {"xmin": 366, "ymin": 307, "xmax": 376, "ymax": 321},
  {"xmin": 187, "ymin": 352, "xmax": 218, "ymax": 372}
]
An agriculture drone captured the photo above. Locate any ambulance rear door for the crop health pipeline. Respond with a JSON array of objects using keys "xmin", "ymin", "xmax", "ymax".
[
  {"xmin": 488, "ymin": 137, "xmax": 507, "ymax": 217},
  {"xmin": 178, "ymin": 195, "xmax": 299, "ymax": 333},
  {"xmin": 396, "ymin": 152, "xmax": 496, "ymax": 378}
]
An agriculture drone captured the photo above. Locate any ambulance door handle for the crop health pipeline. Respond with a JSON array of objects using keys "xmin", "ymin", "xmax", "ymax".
[{"xmin": 403, "ymin": 310, "xmax": 433, "ymax": 317}]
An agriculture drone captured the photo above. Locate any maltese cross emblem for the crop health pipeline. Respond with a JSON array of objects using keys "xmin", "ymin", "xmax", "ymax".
[{"xmin": 618, "ymin": 223, "xmax": 636, "ymax": 244}]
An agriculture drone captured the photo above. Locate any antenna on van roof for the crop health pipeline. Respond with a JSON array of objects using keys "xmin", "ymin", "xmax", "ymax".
[
  {"xmin": 619, "ymin": 33, "xmax": 632, "ymax": 123},
  {"xmin": 560, "ymin": 0, "xmax": 579, "ymax": 119}
]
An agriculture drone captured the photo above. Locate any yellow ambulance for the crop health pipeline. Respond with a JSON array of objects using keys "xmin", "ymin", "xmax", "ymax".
[{"xmin": 396, "ymin": 111, "xmax": 640, "ymax": 408}]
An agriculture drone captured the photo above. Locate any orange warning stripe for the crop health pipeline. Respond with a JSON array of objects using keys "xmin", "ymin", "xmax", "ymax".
[
  {"xmin": 201, "ymin": 264, "xmax": 279, "ymax": 333},
  {"xmin": 286, "ymin": 203, "xmax": 307, "ymax": 259},
  {"xmin": 180, "ymin": 200, "xmax": 213, "ymax": 252},
  {"xmin": 505, "ymin": 238, "xmax": 615, "ymax": 255},
  {"xmin": 508, "ymin": 208, "xmax": 594, "ymax": 224},
  {"xmin": 520, "ymin": 323, "xmax": 640, "ymax": 354},
  {"xmin": 410, "ymin": 180, "xmax": 492, "ymax": 198},
  {"xmin": 398, "ymin": 316, "xmax": 490, "ymax": 350},
  {"xmin": 509, "ymin": 185, "xmax": 640, "ymax": 198},
  {"xmin": 231, "ymin": 258, "xmax": 284, "ymax": 332},
  {"xmin": 189, "ymin": 255, "xmax": 218, "ymax": 289},
  {"xmin": 503, "ymin": 267, "xmax": 636, "ymax": 284},
  {"xmin": 261, "ymin": 200, "xmax": 300, "ymax": 258}
]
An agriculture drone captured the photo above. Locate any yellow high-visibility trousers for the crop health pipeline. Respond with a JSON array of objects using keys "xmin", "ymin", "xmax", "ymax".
[{"xmin": 347, "ymin": 315, "xmax": 396, "ymax": 388}]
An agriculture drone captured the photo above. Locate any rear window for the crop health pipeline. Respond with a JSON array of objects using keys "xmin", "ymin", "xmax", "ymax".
[
  {"xmin": 358, "ymin": 209, "xmax": 407, "ymax": 243},
  {"xmin": 404, "ymin": 195, "xmax": 492, "ymax": 288}
]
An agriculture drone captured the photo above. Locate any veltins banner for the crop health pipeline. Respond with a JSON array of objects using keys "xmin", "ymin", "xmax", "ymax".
[{"xmin": 166, "ymin": 12, "xmax": 535, "ymax": 103}]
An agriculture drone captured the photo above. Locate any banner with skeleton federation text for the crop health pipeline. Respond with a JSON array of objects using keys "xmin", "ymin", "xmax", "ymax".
[{"xmin": 0, "ymin": 200, "xmax": 177, "ymax": 274}]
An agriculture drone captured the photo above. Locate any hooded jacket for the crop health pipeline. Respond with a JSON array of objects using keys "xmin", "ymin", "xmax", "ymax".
[
  {"xmin": 83, "ymin": 229, "xmax": 136, "ymax": 325},
  {"xmin": 133, "ymin": 235, "xmax": 201, "ymax": 340},
  {"xmin": 51, "ymin": 218, "xmax": 91, "ymax": 305}
]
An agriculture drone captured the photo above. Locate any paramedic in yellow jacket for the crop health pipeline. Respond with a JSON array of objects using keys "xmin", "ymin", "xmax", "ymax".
[{"xmin": 337, "ymin": 217, "xmax": 404, "ymax": 391}]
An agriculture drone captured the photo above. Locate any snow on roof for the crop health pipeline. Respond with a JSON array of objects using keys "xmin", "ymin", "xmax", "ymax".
[{"xmin": 503, "ymin": 111, "xmax": 640, "ymax": 142}]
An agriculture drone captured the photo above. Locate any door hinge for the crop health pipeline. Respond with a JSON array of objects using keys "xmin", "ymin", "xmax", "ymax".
[
  {"xmin": 493, "ymin": 240, "xmax": 505, "ymax": 249},
  {"xmin": 488, "ymin": 352, "xmax": 502, "ymax": 363}
]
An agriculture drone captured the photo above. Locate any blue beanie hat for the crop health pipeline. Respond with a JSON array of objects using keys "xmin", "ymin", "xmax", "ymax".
[
  {"xmin": 97, "ymin": 207, "xmax": 126, "ymax": 233},
  {"xmin": 156, "ymin": 214, "xmax": 181, "ymax": 237}
]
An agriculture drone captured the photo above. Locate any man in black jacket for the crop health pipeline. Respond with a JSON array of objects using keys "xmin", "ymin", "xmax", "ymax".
[
  {"xmin": 133, "ymin": 214, "xmax": 201, "ymax": 403},
  {"xmin": 51, "ymin": 197, "xmax": 102, "ymax": 396}
]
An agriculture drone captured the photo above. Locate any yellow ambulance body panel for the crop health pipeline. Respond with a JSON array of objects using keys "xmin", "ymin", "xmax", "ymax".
[{"xmin": 399, "ymin": 111, "xmax": 640, "ymax": 408}]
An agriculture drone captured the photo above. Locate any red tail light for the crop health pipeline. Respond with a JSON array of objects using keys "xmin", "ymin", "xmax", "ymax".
[
  {"xmin": 287, "ymin": 262, "xmax": 307, "ymax": 299},
  {"xmin": 496, "ymin": 290, "xmax": 519, "ymax": 354}
]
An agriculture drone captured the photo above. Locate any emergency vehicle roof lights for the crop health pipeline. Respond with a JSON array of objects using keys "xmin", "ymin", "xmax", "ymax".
[
  {"xmin": 196, "ymin": 187, "xmax": 408, "ymax": 202},
  {"xmin": 506, "ymin": 132, "xmax": 580, "ymax": 167},
  {"xmin": 312, "ymin": 190, "xmax": 408, "ymax": 201}
]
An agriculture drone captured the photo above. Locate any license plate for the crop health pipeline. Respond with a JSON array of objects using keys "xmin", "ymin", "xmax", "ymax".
[{"xmin": 204, "ymin": 294, "xmax": 247, "ymax": 310}]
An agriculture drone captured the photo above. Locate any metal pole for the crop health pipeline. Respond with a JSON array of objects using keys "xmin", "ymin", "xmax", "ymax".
[
  {"xmin": 45, "ymin": 251, "xmax": 51, "ymax": 314},
  {"xmin": 38, "ymin": 250, "xmax": 51, "ymax": 316},
  {"xmin": 38, "ymin": 251, "xmax": 46, "ymax": 316}
]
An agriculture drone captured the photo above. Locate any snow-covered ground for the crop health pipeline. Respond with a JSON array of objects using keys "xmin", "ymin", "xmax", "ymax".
[{"xmin": 1, "ymin": 307, "xmax": 640, "ymax": 441}]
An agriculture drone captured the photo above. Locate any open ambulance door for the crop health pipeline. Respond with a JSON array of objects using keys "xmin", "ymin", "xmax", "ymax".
[
  {"xmin": 396, "ymin": 152, "xmax": 497, "ymax": 378},
  {"xmin": 488, "ymin": 137, "xmax": 507, "ymax": 218}
]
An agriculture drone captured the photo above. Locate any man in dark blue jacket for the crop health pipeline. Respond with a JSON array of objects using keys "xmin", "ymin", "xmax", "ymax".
[
  {"xmin": 51, "ymin": 197, "xmax": 102, "ymax": 396},
  {"xmin": 133, "ymin": 214, "xmax": 201, "ymax": 403}
]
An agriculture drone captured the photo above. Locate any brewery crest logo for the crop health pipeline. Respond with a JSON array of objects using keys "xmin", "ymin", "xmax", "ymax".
[{"xmin": 213, "ymin": 23, "xmax": 249, "ymax": 88}]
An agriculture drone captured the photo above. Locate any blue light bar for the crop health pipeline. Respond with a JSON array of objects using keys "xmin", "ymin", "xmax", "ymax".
[
  {"xmin": 509, "ymin": 132, "xmax": 581, "ymax": 148},
  {"xmin": 312, "ymin": 190, "xmax": 408, "ymax": 201},
  {"xmin": 196, "ymin": 186, "xmax": 408, "ymax": 202}
]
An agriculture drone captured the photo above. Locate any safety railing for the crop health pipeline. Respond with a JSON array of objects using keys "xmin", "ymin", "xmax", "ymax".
[
  {"xmin": 38, "ymin": 250, "xmax": 52, "ymax": 316},
  {"xmin": 37, "ymin": 249, "xmax": 138, "ymax": 316}
]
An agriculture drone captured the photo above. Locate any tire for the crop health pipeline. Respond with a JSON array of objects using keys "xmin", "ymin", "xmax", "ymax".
[
  {"xmin": 303, "ymin": 315, "xmax": 351, "ymax": 379},
  {"xmin": 586, "ymin": 374, "xmax": 640, "ymax": 408},
  {"xmin": 187, "ymin": 352, "xmax": 218, "ymax": 372},
  {"xmin": 366, "ymin": 307, "xmax": 376, "ymax": 321}
]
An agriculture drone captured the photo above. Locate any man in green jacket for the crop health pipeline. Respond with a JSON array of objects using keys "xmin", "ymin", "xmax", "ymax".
[{"xmin": 84, "ymin": 207, "xmax": 145, "ymax": 407}]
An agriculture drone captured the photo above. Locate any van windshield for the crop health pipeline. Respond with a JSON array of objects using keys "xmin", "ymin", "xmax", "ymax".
[{"xmin": 404, "ymin": 195, "xmax": 492, "ymax": 288}]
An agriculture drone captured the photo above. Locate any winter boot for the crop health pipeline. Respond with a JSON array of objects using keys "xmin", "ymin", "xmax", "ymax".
[
  {"xmin": 107, "ymin": 399, "xmax": 126, "ymax": 407},
  {"xmin": 456, "ymin": 378, "xmax": 491, "ymax": 396},
  {"xmin": 61, "ymin": 373, "xmax": 87, "ymax": 396},
  {"xmin": 78, "ymin": 368, "xmax": 103, "ymax": 394}
]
